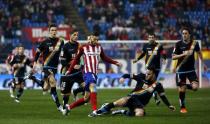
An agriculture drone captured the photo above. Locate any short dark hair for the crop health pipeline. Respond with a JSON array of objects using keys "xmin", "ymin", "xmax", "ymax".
[
  {"xmin": 182, "ymin": 27, "xmax": 191, "ymax": 34},
  {"xmin": 48, "ymin": 23, "xmax": 57, "ymax": 30},
  {"xmin": 16, "ymin": 43, "xmax": 23, "ymax": 48},
  {"xmin": 147, "ymin": 65, "xmax": 156, "ymax": 73},
  {"xmin": 148, "ymin": 29, "xmax": 155, "ymax": 36}
]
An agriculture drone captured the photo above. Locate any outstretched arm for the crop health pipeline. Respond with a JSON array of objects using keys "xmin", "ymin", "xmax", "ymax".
[
  {"xmin": 100, "ymin": 47, "xmax": 121, "ymax": 66},
  {"xmin": 133, "ymin": 51, "xmax": 146, "ymax": 63}
]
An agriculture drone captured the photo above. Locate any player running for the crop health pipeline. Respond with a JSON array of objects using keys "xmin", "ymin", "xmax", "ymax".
[
  {"xmin": 33, "ymin": 24, "xmax": 64, "ymax": 112},
  {"xmin": 60, "ymin": 31, "xmax": 85, "ymax": 113},
  {"xmin": 63, "ymin": 35, "xmax": 122, "ymax": 117},
  {"xmin": 9, "ymin": 45, "xmax": 33, "ymax": 103},
  {"xmin": 5, "ymin": 46, "xmax": 18, "ymax": 98},
  {"xmin": 172, "ymin": 27, "xmax": 206, "ymax": 113}
]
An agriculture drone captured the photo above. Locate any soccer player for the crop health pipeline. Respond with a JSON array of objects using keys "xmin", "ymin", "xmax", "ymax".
[
  {"xmin": 33, "ymin": 24, "xmax": 64, "ymax": 111},
  {"xmin": 95, "ymin": 66, "xmax": 175, "ymax": 117},
  {"xmin": 63, "ymin": 35, "xmax": 122, "ymax": 116},
  {"xmin": 6, "ymin": 47, "xmax": 18, "ymax": 98},
  {"xmin": 9, "ymin": 46, "xmax": 33, "ymax": 102},
  {"xmin": 60, "ymin": 31, "xmax": 85, "ymax": 112},
  {"xmin": 133, "ymin": 32, "xmax": 167, "ymax": 105},
  {"xmin": 172, "ymin": 27, "xmax": 206, "ymax": 113}
]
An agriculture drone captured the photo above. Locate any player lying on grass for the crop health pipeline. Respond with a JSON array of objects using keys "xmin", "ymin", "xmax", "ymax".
[
  {"xmin": 133, "ymin": 31, "xmax": 167, "ymax": 105},
  {"xmin": 94, "ymin": 66, "xmax": 175, "ymax": 117}
]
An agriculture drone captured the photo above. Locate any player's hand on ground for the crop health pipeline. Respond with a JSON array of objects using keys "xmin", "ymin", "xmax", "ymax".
[
  {"xmin": 119, "ymin": 78, "xmax": 125, "ymax": 84},
  {"xmin": 168, "ymin": 105, "xmax": 176, "ymax": 111}
]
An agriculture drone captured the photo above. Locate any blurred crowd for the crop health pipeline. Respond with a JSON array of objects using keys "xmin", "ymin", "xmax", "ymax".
[
  {"xmin": 0, "ymin": 0, "xmax": 210, "ymax": 49},
  {"xmin": 74, "ymin": 0, "xmax": 210, "ymax": 49},
  {"xmin": 0, "ymin": 0, "xmax": 69, "ymax": 46}
]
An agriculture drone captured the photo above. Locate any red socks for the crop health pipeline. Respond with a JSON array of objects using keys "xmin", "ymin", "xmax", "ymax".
[
  {"xmin": 68, "ymin": 92, "xmax": 97, "ymax": 111},
  {"xmin": 69, "ymin": 98, "xmax": 85, "ymax": 109},
  {"xmin": 90, "ymin": 92, "xmax": 97, "ymax": 111}
]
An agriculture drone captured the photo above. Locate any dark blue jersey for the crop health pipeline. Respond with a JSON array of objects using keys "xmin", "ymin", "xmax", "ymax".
[
  {"xmin": 35, "ymin": 37, "xmax": 64, "ymax": 69},
  {"xmin": 138, "ymin": 42, "xmax": 165, "ymax": 70},
  {"xmin": 10, "ymin": 54, "xmax": 32, "ymax": 77},
  {"xmin": 60, "ymin": 41, "xmax": 81, "ymax": 74},
  {"xmin": 173, "ymin": 40, "xmax": 200, "ymax": 72}
]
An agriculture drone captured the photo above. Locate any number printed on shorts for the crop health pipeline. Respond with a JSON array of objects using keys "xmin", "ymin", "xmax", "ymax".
[{"xmin": 61, "ymin": 82, "xmax": 66, "ymax": 90}]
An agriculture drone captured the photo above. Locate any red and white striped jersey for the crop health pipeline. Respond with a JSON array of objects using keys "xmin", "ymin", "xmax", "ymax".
[{"xmin": 67, "ymin": 43, "xmax": 118, "ymax": 74}]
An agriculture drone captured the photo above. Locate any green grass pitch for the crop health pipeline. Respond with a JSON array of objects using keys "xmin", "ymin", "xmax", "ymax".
[{"xmin": 0, "ymin": 88, "xmax": 210, "ymax": 124}]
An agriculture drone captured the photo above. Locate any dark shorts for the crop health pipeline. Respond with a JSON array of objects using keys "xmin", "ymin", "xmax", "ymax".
[
  {"xmin": 60, "ymin": 71, "xmax": 84, "ymax": 94},
  {"xmin": 155, "ymin": 70, "xmax": 160, "ymax": 79},
  {"xmin": 14, "ymin": 77, "xmax": 24, "ymax": 85},
  {"xmin": 155, "ymin": 83, "xmax": 165, "ymax": 93},
  {"xmin": 83, "ymin": 72, "xmax": 97, "ymax": 92},
  {"xmin": 125, "ymin": 95, "xmax": 144, "ymax": 109},
  {"xmin": 176, "ymin": 71, "xmax": 198, "ymax": 86}
]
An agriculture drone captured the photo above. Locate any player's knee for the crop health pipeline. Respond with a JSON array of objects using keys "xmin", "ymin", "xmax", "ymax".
[
  {"xmin": 84, "ymin": 93, "xmax": 90, "ymax": 102},
  {"xmin": 20, "ymin": 84, "xmax": 24, "ymax": 88},
  {"xmin": 16, "ymin": 84, "xmax": 20, "ymax": 88},
  {"xmin": 179, "ymin": 86, "xmax": 186, "ymax": 92},
  {"xmin": 135, "ymin": 108, "xmax": 144, "ymax": 117},
  {"xmin": 192, "ymin": 82, "xmax": 198, "ymax": 91},
  {"xmin": 81, "ymin": 82, "xmax": 85, "ymax": 87},
  {"xmin": 49, "ymin": 76, "xmax": 56, "ymax": 87},
  {"xmin": 89, "ymin": 83, "xmax": 97, "ymax": 93}
]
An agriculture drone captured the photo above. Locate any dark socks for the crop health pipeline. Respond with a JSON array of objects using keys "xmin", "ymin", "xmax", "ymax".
[
  {"xmin": 63, "ymin": 95, "xmax": 69, "ymax": 109},
  {"xmin": 50, "ymin": 87, "xmax": 60, "ymax": 108},
  {"xmin": 106, "ymin": 102, "xmax": 115, "ymax": 111},
  {"xmin": 17, "ymin": 88, "xmax": 24, "ymax": 98},
  {"xmin": 160, "ymin": 95, "xmax": 170, "ymax": 106},
  {"xmin": 179, "ymin": 91, "xmax": 186, "ymax": 108},
  {"xmin": 186, "ymin": 84, "xmax": 193, "ymax": 90}
]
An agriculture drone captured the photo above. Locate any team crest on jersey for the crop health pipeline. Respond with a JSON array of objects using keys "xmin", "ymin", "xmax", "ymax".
[{"xmin": 49, "ymin": 46, "xmax": 54, "ymax": 51}]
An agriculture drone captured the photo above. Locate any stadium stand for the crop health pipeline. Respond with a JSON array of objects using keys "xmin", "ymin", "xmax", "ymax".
[
  {"xmin": 0, "ymin": 0, "xmax": 210, "ymax": 63},
  {"xmin": 0, "ymin": 0, "xmax": 69, "ymax": 62},
  {"xmin": 73, "ymin": 0, "xmax": 210, "ymax": 48}
]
